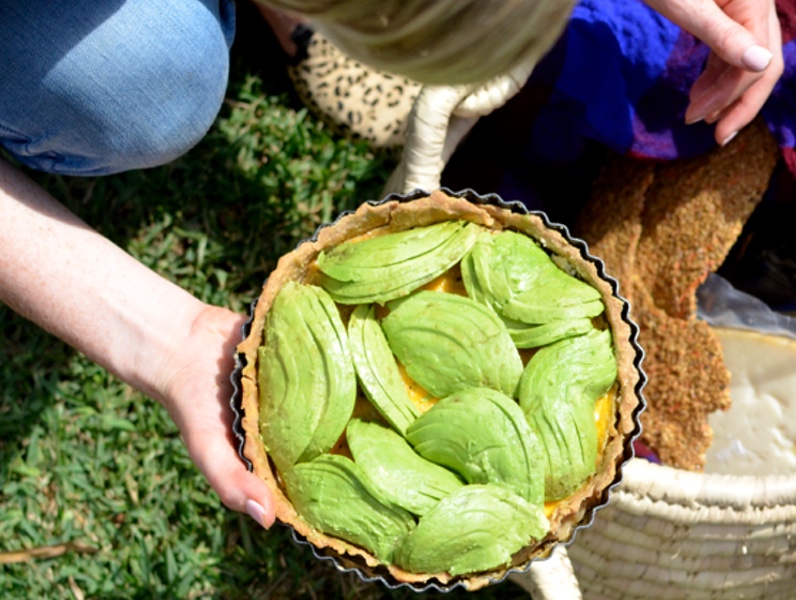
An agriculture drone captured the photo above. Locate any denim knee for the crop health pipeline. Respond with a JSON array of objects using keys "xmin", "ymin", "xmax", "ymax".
[{"xmin": 0, "ymin": 0, "xmax": 235, "ymax": 176}]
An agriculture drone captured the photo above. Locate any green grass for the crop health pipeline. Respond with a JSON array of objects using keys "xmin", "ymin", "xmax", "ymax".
[{"xmin": 0, "ymin": 27, "xmax": 530, "ymax": 600}]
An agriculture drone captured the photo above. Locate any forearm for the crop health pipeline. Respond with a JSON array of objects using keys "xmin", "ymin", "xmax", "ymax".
[
  {"xmin": 0, "ymin": 158, "xmax": 276, "ymax": 523},
  {"xmin": 0, "ymin": 157, "xmax": 206, "ymax": 403}
]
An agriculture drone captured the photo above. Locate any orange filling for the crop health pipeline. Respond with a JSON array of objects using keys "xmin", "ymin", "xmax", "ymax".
[
  {"xmin": 398, "ymin": 363, "xmax": 437, "ymax": 413},
  {"xmin": 420, "ymin": 266, "xmax": 468, "ymax": 296}
]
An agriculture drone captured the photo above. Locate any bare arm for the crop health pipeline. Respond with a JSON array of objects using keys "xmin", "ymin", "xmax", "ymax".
[{"xmin": 0, "ymin": 157, "xmax": 275, "ymax": 528}]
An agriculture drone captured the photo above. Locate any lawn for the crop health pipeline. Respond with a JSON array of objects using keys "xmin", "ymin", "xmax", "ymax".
[{"xmin": 0, "ymin": 12, "xmax": 532, "ymax": 600}]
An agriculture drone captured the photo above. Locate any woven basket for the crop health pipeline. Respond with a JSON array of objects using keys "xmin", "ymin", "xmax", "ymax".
[
  {"xmin": 568, "ymin": 459, "xmax": 796, "ymax": 599},
  {"xmin": 390, "ymin": 74, "xmax": 796, "ymax": 599}
]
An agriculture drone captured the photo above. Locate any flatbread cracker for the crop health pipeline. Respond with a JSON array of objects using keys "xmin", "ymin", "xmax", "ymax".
[
  {"xmin": 576, "ymin": 119, "xmax": 778, "ymax": 470},
  {"xmin": 635, "ymin": 120, "xmax": 778, "ymax": 319}
]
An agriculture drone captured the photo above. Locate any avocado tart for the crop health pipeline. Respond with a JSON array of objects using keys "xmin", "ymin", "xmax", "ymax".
[{"xmin": 234, "ymin": 189, "xmax": 644, "ymax": 591}]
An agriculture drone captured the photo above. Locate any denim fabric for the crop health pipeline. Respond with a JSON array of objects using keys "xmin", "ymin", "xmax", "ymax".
[{"xmin": 0, "ymin": 0, "xmax": 235, "ymax": 175}]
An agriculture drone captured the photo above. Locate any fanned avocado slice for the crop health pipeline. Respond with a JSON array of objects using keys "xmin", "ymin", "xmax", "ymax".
[
  {"xmin": 382, "ymin": 291, "xmax": 523, "ymax": 399},
  {"xmin": 405, "ymin": 388, "xmax": 545, "ymax": 506},
  {"xmin": 347, "ymin": 419, "xmax": 464, "ymax": 516},
  {"xmin": 258, "ymin": 282, "xmax": 356, "ymax": 473},
  {"xmin": 503, "ymin": 316, "xmax": 595, "ymax": 348},
  {"xmin": 283, "ymin": 454, "xmax": 415, "ymax": 563},
  {"xmin": 459, "ymin": 229, "xmax": 499, "ymax": 307},
  {"xmin": 393, "ymin": 484, "xmax": 549, "ymax": 576},
  {"xmin": 348, "ymin": 304, "xmax": 421, "ymax": 435},
  {"xmin": 316, "ymin": 221, "xmax": 481, "ymax": 304},
  {"xmin": 518, "ymin": 329, "xmax": 617, "ymax": 500},
  {"xmin": 462, "ymin": 230, "xmax": 604, "ymax": 324},
  {"xmin": 502, "ymin": 279, "xmax": 605, "ymax": 323},
  {"xmin": 519, "ymin": 329, "xmax": 617, "ymax": 411}
]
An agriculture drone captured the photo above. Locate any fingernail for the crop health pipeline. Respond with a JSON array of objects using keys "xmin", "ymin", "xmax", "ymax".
[
  {"xmin": 245, "ymin": 499, "xmax": 270, "ymax": 529},
  {"xmin": 685, "ymin": 115, "xmax": 704, "ymax": 125},
  {"xmin": 705, "ymin": 111, "xmax": 721, "ymax": 125},
  {"xmin": 742, "ymin": 45, "xmax": 773, "ymax": 71},
  {"xmin": 721, "ymin": 131, "xmax": 738, "ymax": 146}
]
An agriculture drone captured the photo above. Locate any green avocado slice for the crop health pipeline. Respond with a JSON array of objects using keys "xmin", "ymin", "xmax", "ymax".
[
  {"xmin": 405, "ymin": 388, "xmax": 545, "ymax": 506},
  {"xmin": 462, "ymin": 229, "xmax": 604, "ymax": 324},
  {"xmin": 382, "ymin": 291, "xmax": 523, "ymax": 399},
  {"xmin": 502, "ymin": 316, "xmax": 595, "ymax": 348},
  {"xmin": 518, "ymin": 329, "xmax": 617, "ymax": 500},
  {"xmin": 258, "ymin": 282, "xmax": 356, "ymax": 473},
  {"xmin": 459, "ymin": 229, "xmax": 498, "ymax": 308},
  {"xmin": 316, "ymin": 221, "xmax": 481, "ymax": 304},
  {"xmin": 347, "ymin": 419, "xmax": 464, "ymax": 516},
  {"xmin": 502, "ymin": 280, "xmax": 605, "ymax": 323},
  {"xmin": 347, "ymin": 303, "xmax": 421, "ymax": 435},
  {"xmin": 393, "ymin": 484, "xmax": 549, "ymax": 576},
  {"xmin": 283, "ymin": 454, "xmax": 415, "ymax": 563}
]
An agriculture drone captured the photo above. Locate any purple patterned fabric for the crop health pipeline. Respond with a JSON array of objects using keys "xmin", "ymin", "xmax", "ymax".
[{"xmin": 518, "ymin": 0, "xmax": 796, "ymax": 172}]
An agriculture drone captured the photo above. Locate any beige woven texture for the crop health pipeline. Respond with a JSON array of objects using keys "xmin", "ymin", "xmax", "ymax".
[
  {"xmin": 570, "ymin": 459, "xmax": 796, "ymax": 599},
  {"xmin": 389, "ymin": 72, "xmax": 796, "ymax": 599},
  {"xmin": 383, "ymin": 55, "xmax": 536, "ymax": 195}
]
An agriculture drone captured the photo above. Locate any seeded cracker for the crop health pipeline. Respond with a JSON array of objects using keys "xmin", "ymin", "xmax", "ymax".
[
  {"xmin": 628, "ymin": 277, "xmax": 729, "ymax": 469},
  {"xmin": 574, "ymin": 155, "xmax": 654, "ymax": 289},
  {"xmin": 576, "ymin": 118, "xmax": 778, "ymax": 470},
  {"xmin": 635, "ymin": 120, "xmax": 779, "ymax": 320}
]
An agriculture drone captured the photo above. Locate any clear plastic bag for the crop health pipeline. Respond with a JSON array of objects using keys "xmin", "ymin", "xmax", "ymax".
[
  {"xmin": 697, "ymin": 272, "xmax": 796, "ymax": 339},
  {"xmin": 697, "ymin": 273, "xmax": 796, "ymax": 475}
]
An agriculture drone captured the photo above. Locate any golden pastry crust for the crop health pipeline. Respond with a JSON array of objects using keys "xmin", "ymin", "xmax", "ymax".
[{"xmin": 236, "ymin": 190, "xmax": 643, "ymax": 590}]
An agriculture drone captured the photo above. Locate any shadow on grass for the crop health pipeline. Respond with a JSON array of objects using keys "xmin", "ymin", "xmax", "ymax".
[
  {"xmin": 0, "ymin": 313, "xmax": 74, "ymax": 476},
  {"xmin": 215, "ymin": 510, "xmax": 533, "ymax": 600}
]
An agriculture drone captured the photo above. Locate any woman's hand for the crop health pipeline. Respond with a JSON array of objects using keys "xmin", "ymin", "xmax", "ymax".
[
  {"xmin": 156, "ymin": 305, "xmax": 277, "ymax": 529},
  {"xmin": 0, "ymin": 158, "xmax": 275, "ymax": 529},
  {"xmin": 644, "ymin": 0, "xmax": 783, "ymax": 145}
]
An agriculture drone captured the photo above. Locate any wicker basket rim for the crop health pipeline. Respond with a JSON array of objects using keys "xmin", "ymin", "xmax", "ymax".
[{"xmin": 620, "ymin": 458, "xmax": 796, "ymax": 509}]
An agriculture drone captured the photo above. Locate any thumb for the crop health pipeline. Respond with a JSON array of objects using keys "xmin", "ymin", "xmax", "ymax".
[
  {"xmin": 644, "ymin": 0, "xmax": 773, "ymax": 71},
  {"xmin": 188, "ymin": 429, "xmax": 277, "ymax": 529}
]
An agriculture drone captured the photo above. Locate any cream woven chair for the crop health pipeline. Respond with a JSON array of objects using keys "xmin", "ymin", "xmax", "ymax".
[
  {"xmin": 387, "ymin": 69, "xmax": 796, "ymax": 599},
  {"xmin": 383, "ymin": 55, "xmax": 536, "ymax": 195}
]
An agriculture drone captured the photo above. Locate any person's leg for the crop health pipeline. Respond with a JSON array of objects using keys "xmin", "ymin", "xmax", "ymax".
[
  {"xmin": 254, "ymin": 2, "xmax": 304, "ymax": 58},
  {"xmin": 0, "ymin": 0, "xmax": 235, "ymax": 176}
]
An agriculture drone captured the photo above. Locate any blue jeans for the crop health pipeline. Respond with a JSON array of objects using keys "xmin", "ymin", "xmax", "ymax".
[{"xmin": 0, "ymin": 0, "xmax": 235, "ymax": 176}]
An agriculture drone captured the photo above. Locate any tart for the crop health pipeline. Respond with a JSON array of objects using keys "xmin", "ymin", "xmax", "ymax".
[{"xmin": 234, "ymin": 189, "xmax": 644, "ymax": 591}]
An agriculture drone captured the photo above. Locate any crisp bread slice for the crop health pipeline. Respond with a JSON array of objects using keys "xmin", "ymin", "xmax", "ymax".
[
  {"xmin": 634, "ymin": 119, "xmax": 778, "ymax": 319},
  {"xmin": 575, "ymin": 119, "xmax": 778, "ymax": 470}
]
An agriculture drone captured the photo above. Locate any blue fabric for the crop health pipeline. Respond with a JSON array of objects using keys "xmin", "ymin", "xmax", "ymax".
[
  {"xmin": 519, "ymin": 0, "xmax": 796, "ymax": 169},
  {"xmin": 0, "ymin": 0, "xmax": 235, "ymax": 176},
  {"xmin": 442, "ymin": 0, "xmax": 796, "ymax": 227}
]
